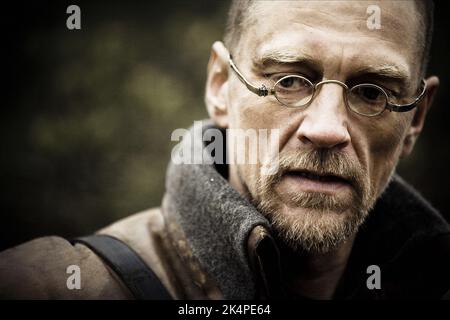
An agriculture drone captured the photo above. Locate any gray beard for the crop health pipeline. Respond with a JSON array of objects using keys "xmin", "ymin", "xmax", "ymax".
[{"xmin": 248, "ymin": 149, "xmax": 386, "ymax": 254}]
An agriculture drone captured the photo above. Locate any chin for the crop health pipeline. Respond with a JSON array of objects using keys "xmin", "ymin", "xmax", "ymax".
[{"xmin": 259, "ymin": 201, "xmax": 367, "ymax": 254}]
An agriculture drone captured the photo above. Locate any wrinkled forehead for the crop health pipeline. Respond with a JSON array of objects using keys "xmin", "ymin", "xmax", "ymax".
[{"xmin": 238, "ymin": 0, "xmax": 422, "ymax": 79}]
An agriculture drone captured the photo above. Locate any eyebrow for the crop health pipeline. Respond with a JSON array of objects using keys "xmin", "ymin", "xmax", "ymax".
[
  {"xmin": 350, "ymin": 64, "xmax": 411, "ymax": 91},
  {"xmin": 251, "ymin": 49, "xmax": 323, "ymax": 73},
  {"xmin": 252, "ymin": 49, "xmax": 411, "ymax": 88}
]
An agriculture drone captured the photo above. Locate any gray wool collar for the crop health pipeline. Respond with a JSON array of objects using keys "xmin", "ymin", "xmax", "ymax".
[
  {"xmin": 163, "ymin": 121, "xmax": 271, "ymax": 299},
  {"xmin": 162, "ymin": 120, "xmax": 450, "ymax": 299}
]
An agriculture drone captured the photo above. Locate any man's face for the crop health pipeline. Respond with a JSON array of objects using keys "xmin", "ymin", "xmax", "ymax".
[{"xmin": 217, "ymin": 1, "xmax": 431, "ymax": 253}]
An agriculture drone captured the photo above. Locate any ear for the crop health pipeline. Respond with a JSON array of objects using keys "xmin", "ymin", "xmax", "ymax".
[
  {"xmin": 205, "ymin": 41, "xmax": 230, "ymax": 128},
  {"xmin": 400, "ymin": 76, "xmax": 439, "ymax": 158}
]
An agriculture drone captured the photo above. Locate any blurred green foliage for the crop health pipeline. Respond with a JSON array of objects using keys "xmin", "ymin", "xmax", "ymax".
[
  {"xmin": 1, "ymin": 0, "xmax": 449, "ymax": 250},
  {"xmin": 1, "ymin": 1, "xmax": 228, "ymax": 248}
]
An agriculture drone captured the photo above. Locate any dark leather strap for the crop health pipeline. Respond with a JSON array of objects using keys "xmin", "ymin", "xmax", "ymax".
[{"xmin": 72, "ymin": 234, "xmax": 172, "ymax": 300}]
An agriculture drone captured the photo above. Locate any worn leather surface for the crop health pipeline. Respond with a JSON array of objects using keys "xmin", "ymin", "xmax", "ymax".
[{"xmin": 0, "ymin": 207, "xmax": 223, "ymax": 299}]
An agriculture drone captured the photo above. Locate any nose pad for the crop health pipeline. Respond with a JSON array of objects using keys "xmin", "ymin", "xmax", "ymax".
[
  {"xmin": 313, "ymin": 80, "xmax": 349, "ymax": 103},
  {"xmin": 296, "ymin": 80, "xmax": 351, "ymax": 149},
  {"xmin": 309, "ymin": 80, "xmax": 350, "ymax": 115}
]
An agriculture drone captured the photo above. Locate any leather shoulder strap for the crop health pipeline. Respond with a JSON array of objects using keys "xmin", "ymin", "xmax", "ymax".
[{"xmin": 73, "ymin": 234, "xmax": 172, "ymax": 300}]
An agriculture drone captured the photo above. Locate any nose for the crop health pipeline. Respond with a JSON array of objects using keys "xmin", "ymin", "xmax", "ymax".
[{"xmin": 296, "ymin": 83, "xmax": 351, "ymax": 149}]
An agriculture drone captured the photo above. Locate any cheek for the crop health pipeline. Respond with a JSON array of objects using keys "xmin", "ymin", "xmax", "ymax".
[
  {"xmin": 359, "ymin": 113, "xmax": 409, "ymax": 194},
  {"xmin": 228, "ymin": 79, "xmax": 291, "ymax": 129},
  {"xmin": 228, "ymin": 94, "xmax": 288, "ymax": 197},
  {"xmin": 231, "ymin": 97, "xmax": 282, "ymax": 130}
]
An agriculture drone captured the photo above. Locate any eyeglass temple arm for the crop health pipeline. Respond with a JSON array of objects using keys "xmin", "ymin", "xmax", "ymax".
[
  {"xmin": 229, "ymin": 55, "xmax": 269, "ymax": 97},
  {"xmin": 387, "ymin": 79, "xmax": 427, "ymax": 112}
]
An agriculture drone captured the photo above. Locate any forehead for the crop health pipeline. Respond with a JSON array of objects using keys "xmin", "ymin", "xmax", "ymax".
[{"xmin": 239, "ymin": 0, "xmax": 421, "ymax": 79}]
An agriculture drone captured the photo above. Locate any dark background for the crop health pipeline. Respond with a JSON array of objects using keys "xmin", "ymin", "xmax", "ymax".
[{"xmin": 0, "ymin": 0, "xmax": 449, "ymax": 251}]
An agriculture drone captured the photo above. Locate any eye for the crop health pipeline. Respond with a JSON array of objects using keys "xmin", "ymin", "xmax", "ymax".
[
  {"xmin": 279, "ymin": 77, "xmax": 295, "ymax": 88},
  {"xmin": 276, "ymin": 76, "xmax": 310, "ymax": 91},
  {"xmin": 355, "ymin": 86, "xmax": 385, "ymax": 103}
]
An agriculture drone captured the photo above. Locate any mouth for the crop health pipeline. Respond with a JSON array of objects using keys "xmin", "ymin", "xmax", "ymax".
[
  {"xmin": 283, "ymin": 170, "xmax": 352, "ymax": 193},
  {"xmin": 287, "ymin": 170, "xmax": 349, "ymax": 183}
]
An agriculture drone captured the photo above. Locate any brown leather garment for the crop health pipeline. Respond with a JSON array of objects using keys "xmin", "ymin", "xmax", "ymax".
[{"xmin": 0, "ymin": 206, "xmax": 226, "ymax": 299}]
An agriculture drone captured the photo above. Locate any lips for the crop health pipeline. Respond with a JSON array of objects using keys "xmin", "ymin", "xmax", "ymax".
[{"xmin": 285, "ymin": 170, "xmax": 351, "ymax": 186}]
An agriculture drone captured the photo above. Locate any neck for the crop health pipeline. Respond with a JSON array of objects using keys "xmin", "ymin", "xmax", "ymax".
[{"xmin": 278, "ymin": 234, "xmax": 355, "ymax": 299}]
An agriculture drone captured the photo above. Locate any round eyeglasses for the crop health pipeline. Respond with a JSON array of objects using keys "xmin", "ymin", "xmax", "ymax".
[{"xmin": 229, "ymin": 55, "xmax": 427, "ymax": 117}]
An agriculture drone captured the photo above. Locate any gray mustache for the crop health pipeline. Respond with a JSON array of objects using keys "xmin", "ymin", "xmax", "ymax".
[{"xmin": 275, "ymin": 149, "xmax": 364, "ymax": 187}]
